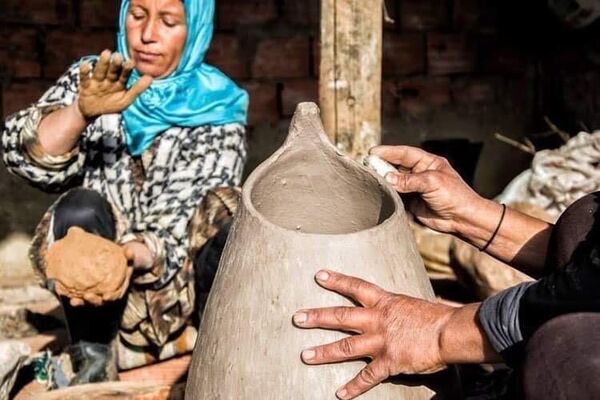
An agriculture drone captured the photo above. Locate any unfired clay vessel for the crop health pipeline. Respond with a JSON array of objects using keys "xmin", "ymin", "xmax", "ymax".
[{"xmin": 186, "ymin": 103, "xmax": 440, "ymax": 399}]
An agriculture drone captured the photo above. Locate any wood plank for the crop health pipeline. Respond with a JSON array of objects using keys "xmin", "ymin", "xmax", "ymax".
[
  {"xmin": 14, "ymin": 352, "xmax": 190, "ymax": 399},
  {"xmin": 13, "ymin": 380, "xmax": 47, "ymax": 400},
  {"xmin": 21, "ymin": 328, "xmax": 68, "ymax": 353},
  {"xmin": 20, "ymin": 382, "xmax": 185, "ymax": 400},
  {"xmin": 119, "ymin": 355, "xmax": 191, "ymax": 386},
  {"xmin": 0, "ymin": 285, "xmax": 56, "ymax": 306},
  {"xmin": 320, "ymin": 0, "xmax": 383, "ymax": 159},
  {"xmin": 0, "ymin": 301, "xmax": 62, "ymax": 317}
]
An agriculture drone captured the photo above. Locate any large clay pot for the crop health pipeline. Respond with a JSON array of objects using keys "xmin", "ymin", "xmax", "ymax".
[{"xmin": 186, "ymin": 103, "xmax": 440, "ymax": 399}]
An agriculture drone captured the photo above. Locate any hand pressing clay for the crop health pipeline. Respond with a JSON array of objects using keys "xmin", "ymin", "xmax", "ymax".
[{"xmin": 46, "ymin": 227, "xmax": 132, "ymax": 307}]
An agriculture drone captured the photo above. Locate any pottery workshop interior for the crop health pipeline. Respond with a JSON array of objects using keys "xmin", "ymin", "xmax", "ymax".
[{"xmin": 1, "ymin": 0, "xmax": 599, "ymax": 399}]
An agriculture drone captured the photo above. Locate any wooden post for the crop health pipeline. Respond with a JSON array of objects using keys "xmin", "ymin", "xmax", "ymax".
[{"xmin": 320, "ymin": 0, "xmax": 383, "ymax": 160}]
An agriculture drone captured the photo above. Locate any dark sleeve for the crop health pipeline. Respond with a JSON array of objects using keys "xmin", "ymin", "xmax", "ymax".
[
  {"xmin": 518, "ymin": 242, "xmax": 600, "ymax": 339},
  {"xmin": 478, "ymin": 242, "xmax": 600, "ymax": 364}
]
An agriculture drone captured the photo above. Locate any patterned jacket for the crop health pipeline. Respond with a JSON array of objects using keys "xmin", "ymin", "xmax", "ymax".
[{"xmin": 1, "ymin": 61, "xmax": 246, "ymax": 368}]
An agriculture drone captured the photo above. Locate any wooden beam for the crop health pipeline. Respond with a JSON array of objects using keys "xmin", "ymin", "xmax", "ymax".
[{"xmin": 320, "ymin": 0, "xmax": 383, "ymax": 160}]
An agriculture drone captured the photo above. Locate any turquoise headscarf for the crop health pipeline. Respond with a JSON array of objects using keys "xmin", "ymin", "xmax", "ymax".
[{"xmin": 116, "ymin": 0, "xmax": 248, "ymax": 156}]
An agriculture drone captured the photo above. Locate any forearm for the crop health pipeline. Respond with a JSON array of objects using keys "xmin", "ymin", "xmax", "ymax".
[
  {"xmin": 454, "ymin": 198, "xmax": 553, "ymax": 277},
  {"xmin": 439, "ymin": 303, "xmax": 501, "ymax": 365},
  {"xmin": 37, "ymin": 102, "xmax": 87, "ymax": 156}
]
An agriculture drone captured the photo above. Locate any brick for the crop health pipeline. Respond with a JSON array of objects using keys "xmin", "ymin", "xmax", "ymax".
[
  {"xmin": 205, "ymin": 34, "xmax": 248, "ymax": 79},
  {"xmin": 480, "ymin": 39, "xmax": 529, "ymax": 76},
  {"xmin": 252, "ymin": 36, "xmax": 310, "ymax": 79},
  {"xmin": 2, "ymin": 80, "xmax": 50, "ymax": 117},
  {"xmin": 500, "ymin": 77, "xmax": 532, "ymax": 115},
  {"xmin": 282, "ymin": 0, "xmax": 320, "ymax": 26},
  {"xmin": 427, "ymin": 34, "xmax": 476, "ymax": 76},
  {"xmin": 453, "ymin": 0, "xmax": 479, "ymax": 30},
  {"xmin": 546, "ymin": 48, "xmax": 588, "ymax": 73},
  {"xmin": 80, "ymin": 0, "xmax": 119, "ymax": 28},
  {"xmin": 215, "ymin": 0, "xmax": 277, "ymax": 31},
  {"xmin": 280, "ymin": 79, "xmax": 318, "ymax": 117},
  {"xmin": 400, "ymin": 0, "xmax": 449, "ymax": 31},
  {"xmin": 390, "ymin": 77, "xmax": 451, "ymax": 116},
  {"xmin": 44, "ymin": 29, "xmax": 115, "ymax": 79},
  {"xmin": 383, "ymin": 33, "xmax": 424, "ymax": 77},
  {"xmin": 239, "ymin": 81, "xmax": 278, "ymax": 125},
  {"xmin": 0, "ymin": 27, "xmax": 41, "ymax": 78},
  {"xmin": 0, "ymin": 0, "xmax": 73, "ymax": 25},
  {"xmin": 452, "ymin": 78, "xmax": 496, "ymax": 105},
  {"xmin": 479, "ymin": 2, "xmax": 499, "ymax": 34}
]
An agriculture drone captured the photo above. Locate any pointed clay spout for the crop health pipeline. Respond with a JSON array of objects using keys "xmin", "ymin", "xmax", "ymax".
[{"xmin": 249, "ymin": 102, "xmax": 395, "ymax": 235}]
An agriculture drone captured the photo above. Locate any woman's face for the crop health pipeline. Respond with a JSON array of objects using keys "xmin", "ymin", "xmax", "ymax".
[{"xmin": 126, "ymin": 0, "xmax": 187, "ymax": 78}]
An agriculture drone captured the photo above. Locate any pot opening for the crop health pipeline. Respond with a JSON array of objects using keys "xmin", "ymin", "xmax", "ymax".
[{"xmin": 250, "ymin": 149, "xmax": 396, "ymax": 234}]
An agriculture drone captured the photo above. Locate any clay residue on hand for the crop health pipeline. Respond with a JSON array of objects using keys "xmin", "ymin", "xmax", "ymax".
[{"xmin": 46, "ymin": 227, "xmax": 129, "ymax": 302}]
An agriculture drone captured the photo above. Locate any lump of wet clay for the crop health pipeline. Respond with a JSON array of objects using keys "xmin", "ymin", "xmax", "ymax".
[{"xmin": 46, "ymin": 227, "xmax": 129, "ymax": 304}]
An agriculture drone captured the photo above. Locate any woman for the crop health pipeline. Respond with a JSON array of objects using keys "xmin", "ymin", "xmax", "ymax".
[
  {"xmin": 2, "ymin": 0, "xmax": 248, "ymax": 385},
  {"xmin": 294, "ymin": 145, "xmax": 600, "ymax": 399}
]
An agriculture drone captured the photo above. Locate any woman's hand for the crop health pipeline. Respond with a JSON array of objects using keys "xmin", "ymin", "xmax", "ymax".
[
  {"xmin": 293, "ymin": 271, "xmax": 454, "ymax": 400},
  {"xmin": 68, "ymin": 265, "xmax": 133, "ymax": 307},
  {"xmin": 122, "ymin": 240, "xmax": 155, "ymax": 271},
  {"xmin": 370, "ymin": 145, "xmax": 495, "ymax": 236},
  {"xmin": 77, "ymin": 49, "xmax": 153, "ymax": 119},
  {"xmin": 69, "ymin": 241, "xmax": 152, "ymax": 306}
]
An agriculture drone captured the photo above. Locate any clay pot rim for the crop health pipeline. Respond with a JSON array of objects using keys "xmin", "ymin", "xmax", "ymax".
[{"xmin": 241, "ymin": 102, "xmax": 404, "ymax": 238}]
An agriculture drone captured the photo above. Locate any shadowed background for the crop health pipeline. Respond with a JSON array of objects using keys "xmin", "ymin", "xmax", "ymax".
[{"xmin": 0, "ymin": 0, "xmax": 599, "ymax": 241}]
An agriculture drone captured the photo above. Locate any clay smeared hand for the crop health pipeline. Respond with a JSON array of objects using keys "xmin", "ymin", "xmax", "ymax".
[
  {"xmin": 369, "ymin": 145, "xmax": 487, "ymax": 235},
  {"xmin": 46, "ymin": 227, "xmax": 133, "ymax": 307},
  {"xmin": 293, "ymin": 271, "xmax": 453, "ymax": 400},
  {"xmin": 77, "ymin": 49, "xmax": 153, "ymax": 119}
]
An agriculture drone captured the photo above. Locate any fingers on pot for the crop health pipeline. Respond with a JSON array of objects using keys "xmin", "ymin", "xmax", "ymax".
[
  {"xmin": 301, "ymin": 334, "xmax": 381, "ymax": 365},
  {"xmin": 337, "ymin": 359, "xmax": 388, "ymax": 400},
  {"xmin": 315, "ymin": 271, "xmax": 386, "ymax": 307},
  {"xmin": 293, "ymin": 306, "xmax": 372, "ymax": 333}
]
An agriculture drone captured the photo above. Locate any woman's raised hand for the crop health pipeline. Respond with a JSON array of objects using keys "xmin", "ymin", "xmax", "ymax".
[
  {"xmin": 77, "ymin": 49, "xmax": 153, "ymax": 119},
  {"xmin": 370, "ymin": 145, "xmax": 489, "ymax": 235}
]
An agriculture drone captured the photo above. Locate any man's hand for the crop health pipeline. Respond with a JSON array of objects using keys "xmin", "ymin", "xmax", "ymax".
[
  {"xmin": 77, "ymin": 49, "xmax": 153, "ymax": 119},
  {"xmin": 369, "ymin": 145, "xmax": 491, "ymax": 235},
  {"xmin": 293, "ymin": 270, "xmax": 454, "ymax": 400}
]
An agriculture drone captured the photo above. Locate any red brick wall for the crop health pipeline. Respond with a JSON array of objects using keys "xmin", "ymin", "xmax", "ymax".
[{"xmin": 1, "ymin": 0, "xmax": 599, "ymax": 204}]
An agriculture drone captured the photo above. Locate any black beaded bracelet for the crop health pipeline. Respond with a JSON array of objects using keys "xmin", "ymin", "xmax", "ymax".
[{"xmin": 480, "ymin": 203, "xmax": 506, "ymax": 252}]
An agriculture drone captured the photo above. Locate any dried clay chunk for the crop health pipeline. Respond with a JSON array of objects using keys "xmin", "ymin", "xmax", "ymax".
[{"xmin": 46, "ymin": 226, "xmax": 129, "ymax": 301}]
